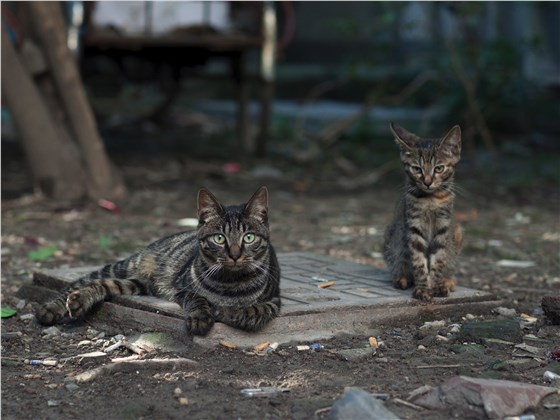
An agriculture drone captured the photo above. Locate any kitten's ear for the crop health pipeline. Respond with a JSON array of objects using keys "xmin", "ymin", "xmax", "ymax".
[
  {"xmin": 438, "ymin": 125, "xmax": 462, "ymax": 158},
  {"xmin": 244, "ymin": 186, "xmax": 268, "ymax": 223},
  {"xmin": 389, "ymin": 122, "xmax": 420, "ymax": 151},
  {"xmin": 197, "ymin": 188, "xmax": 224, "ymax": 224}
]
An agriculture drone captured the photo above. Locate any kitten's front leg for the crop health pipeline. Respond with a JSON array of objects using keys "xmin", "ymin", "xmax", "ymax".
[
  {"xmin": 408, "ymin": 227, "xmax": 432, "ymax": 300},
  {"xmin": 430, "ymin": 222, "xmax": 458, "ymax": 297},
  {"xmin": 216, "ymin": 297, "xmax": 280, "ymax": 332},
  {"xmin": 183, "ymin": 296, "xmax": 215, "ymax": 336}
]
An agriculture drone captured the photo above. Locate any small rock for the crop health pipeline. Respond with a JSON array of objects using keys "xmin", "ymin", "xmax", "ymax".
[
  {"xmin": 42, "ymin": 326, "xmax": 61, "ymax": 337},
  {"xmin": 329, "ymin": 387, "xmax": 400, "ymax": 420},
  {"xmin": 376, "ymin": 357, "xmax": 389, "ymax": 363},
  {"xmin": 459, "ymin": 319, "xmax": 521, "ymax": 342},
  {"xmin": 47, "ymin": 400, "xmax": 60, "ymax": 407},
  {"xmin": 494, "ymin": 307, "xmax": 517, "ymax": 317},
  {"xmin": 417, "ymin": 345, "xmax": 427, "ymax": 351},
  {"xmin": 449, "ymin": 324, "xmax": 461, "ymax": 334},
  {"xmin": 77, "ymin": 340, "xmax": 93, "ymax": 347},
  {"xmin": 465, "ymin": 314, "xmax": 476, "ymax": 320},
  {"xmin": 178, "ymin": 397, "xmax": 189, "ymax": 406},
  {"xmin": 420, "ymin": 320, "xmax": 446, "ymax": 330},
  {"xmin": 65, "ymin": 383, "xmax": 79, "ymax": 392},
  {"xmin": 16, "ymin": 300, "xmax": 26, "ymax": 310},
  {"xmin": 46, "ymin": 383, "xmax": 58, "ymax": 389},
  {"xmin": 173, "ymin": 387, "xmax": 182, "ymax": 397},
  {"xmin": 20, "ymin": 314, "xmax": 35, "ymax": 321},
  {"xmin": 414, "ymin": 376, "xmax": 556, "ymax": 419}
]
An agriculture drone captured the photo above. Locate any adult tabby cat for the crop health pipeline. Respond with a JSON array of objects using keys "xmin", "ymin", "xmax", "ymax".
[
  {"xmin": 36, "ymin": 187, "xmax": 281, "ymax": 336},
  {"xmin": 383, "ymin": 123, "xmax": 463, "ymax": 301}
]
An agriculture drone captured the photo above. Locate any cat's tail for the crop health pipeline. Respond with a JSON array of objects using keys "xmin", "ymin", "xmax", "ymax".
[{"xmin": 35, "ymin": 258, "xmax": 149, "ymax": 326}]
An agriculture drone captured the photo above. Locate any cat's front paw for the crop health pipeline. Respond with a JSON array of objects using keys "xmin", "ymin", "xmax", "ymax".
[
  {"xmin": 412, "ymin": 287, "xmax": 433, "ymax": 301},
  {"xmin": 185, "ymin": 311, "xmax": 215, "ymax": 336},
  {"xmin": 35, "ymin": 302, "xmax": 65, "ymax": 325},
  {"xmin": 66, "ymin": 291, "xmax": 87, "ymax": 318},
  {"xmin": 432, "ymin": 278, "xmax": 456, "ymax": 297}
]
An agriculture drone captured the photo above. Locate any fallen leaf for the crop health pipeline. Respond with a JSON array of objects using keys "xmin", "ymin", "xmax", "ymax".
[
  {"xmin": 1, "ymin": 307, "xmax": 17, "ymax": 318},
  {"xmin": 27, "ymin": 246, "xmax": 56, "ymax": 261}
]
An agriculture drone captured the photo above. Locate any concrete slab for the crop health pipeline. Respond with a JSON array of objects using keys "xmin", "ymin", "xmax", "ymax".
[{"xmin": 29, "ymin": 252, "xmax": 502, "ymax": 348}]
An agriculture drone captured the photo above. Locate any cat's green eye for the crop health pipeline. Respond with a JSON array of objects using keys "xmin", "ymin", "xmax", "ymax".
[
  {"xmin": 411, "ymin": 165, "xmax": 422, "ymax": 173},
  {"xmin": 213, "ymin": 234, "xmax": 226, "ymax": 244},
  {"xmin": 434, "ymin": 165, "xmax": 445, "ymax": 173},
  {"xmin": 243, "ymin": 233, "xmax": 255, "ymax": 244}
]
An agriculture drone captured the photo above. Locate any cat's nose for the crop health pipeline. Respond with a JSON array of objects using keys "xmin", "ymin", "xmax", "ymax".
[
  {"xmin": 424, "ymin": 175, "xmax": 433, "ymax": 186},
  {"xmin": 228, "ymin": 244, "xmax": 242, "ymax": 261}
]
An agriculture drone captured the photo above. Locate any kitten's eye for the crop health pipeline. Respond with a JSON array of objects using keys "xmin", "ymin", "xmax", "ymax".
[
  {"xmin": 243, "ymin": 233, "xmax": 255, "ymax": 244},
  {"xmin": 434, "ymin": 165, "xmax": 445, "ymax": 173},
  {"xmin": 213, "ymin": 234, "xmax": 226, "ymax": 244},
  {"xmin": 411, "ymin": 165, "xmax": 422, "ymax": 173}
]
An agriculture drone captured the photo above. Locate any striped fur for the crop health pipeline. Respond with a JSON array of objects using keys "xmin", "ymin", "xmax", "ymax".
[
  {"xmin": 383, "ymin": 123, "xmax": 463, "ymax": 301},
  {"xmin": 36, "ymin": 187, "xmax": 281, "ymax": 336}
]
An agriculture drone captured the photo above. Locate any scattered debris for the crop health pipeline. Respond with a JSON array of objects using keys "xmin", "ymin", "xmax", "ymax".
[
  {"xmin": 219, "ymin": 340, "xmax": 238, "ymax": 349},
  {"xmin": 513, "ymin": 343, "xmax": 543, "ymax": 357},
  {"xmin": 25, "ymin": 359, "xmax": 57, "ymax": 366},
  {"xmin": 74, "ymin": 358, "xmax": 198, "ymax": 383},
  {"xmin": 413, "ymin": 375, "xmax": 557, "ymax": 419},
  {"xmin": 178, "ymin": 397, "xmax": 189, "ymax": 406},
  {"xmin": 254, "ymin": 342, "xmax": 270, "ymax": 352},
  {"xmin": 318, "ymin": 281, "xmax": 336, "ymax": 289},
  {"xmin": 41, "ymin": 326, "xmax": 61, "ymax": 337},
  {"xmin": 420, "ymin": 320, "xmax": 446, "ymax": 330},
  {"xmin": 368, "ymin": 337, "xmax": 378, "ymax": 349},
  {"xmin": 328, "ymin": 387, "xmax": 400, "ymax": 420},
  {"xmin": 548, "ymin": 347, "xmax": 560, "ymax": 361},
  {"xmin": 496, "ymin": 260, "xmax": 535, "ymax": 268},
  {"xmin": 240, "ymin": 387, "xmax": 290, "ymax": 397},
  {"xmin": 494, "ymin": 307, "xmax": 517, "ymax": 317},
  {"xmin": 416, "ymin": 364, "xmax": 463, "ymax": 369},
  {"xmin": 64, "ymin": 383, "xmax": 79, "ymax": 392},
  {"xmin": 19, "ymin": 314, "xmax": 35, "ymax": 321},
  {"xmin": 97, "ymin": 199, "xmax": 120, "ymax": 214},
  {"xmin": 0, "ymin": 306, "xmax": 17, "ymax": 318},
  {"xmin": 543, "ymin": 371, "xmax": 560, "ymax": 382},
  {"xmin": 297, "ymin": 343, "xmax": 323, "ymax": 351},
  {"xmin": 47, "ymin": 400, "xmax": 60, "ymax": 407},
  {"xmin": 406, "ymin": 384, "xmax": 433, "ymax": 401},
  {"xmin": 517, "ymin": 314, "xmax": 538, "ymax": 328},
  {"xmin": 392, "ymin": 397, "xmax": 425, "ymax": 411}
]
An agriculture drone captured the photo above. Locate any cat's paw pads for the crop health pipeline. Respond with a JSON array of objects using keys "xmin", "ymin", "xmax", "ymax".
[
  {"xmin": 412, "ymin": 287, "xmax": 433, "ymax": 301},
  {"xmin": 186, "ymin": 312, "xmax": 215, "ymax": 336},
  {"xmin": 66, "ymin": 291, "xmax": 85, "ymax": 318},
  {"xmin": 35, "ymin": 303, "xmax": 64, "ymax": 325},
  {"xmin": 394, "ymin": 276, "xmax": 413, "ymax": 290}
]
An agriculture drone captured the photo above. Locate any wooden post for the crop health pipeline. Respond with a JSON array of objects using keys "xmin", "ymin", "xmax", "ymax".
[
  {"xmin": 1, "ymin": 29, "xmax": 88, "ymax": 200},
  {"xmin": 27, "ymin": 2, "xmax": 126, "ymax": 200}
]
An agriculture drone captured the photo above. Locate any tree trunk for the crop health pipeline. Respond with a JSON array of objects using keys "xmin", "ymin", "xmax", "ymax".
[
  {"xmin": 27, "ymin": 1, "xmax": 126, "ymax": 200},
  {"xmin": 1, "ymin": 29, "xmax": 88, "ymax": 200}
]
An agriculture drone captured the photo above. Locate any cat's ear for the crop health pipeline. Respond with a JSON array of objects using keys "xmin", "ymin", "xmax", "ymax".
[
  {"xmin": 197, "ymin": 188, "xmax": 224, "ymax": 224},
  {"xmin": 244, "ymin": 186, "xmax": 268, "ymax": 223},
  {"xmin": 438, "ymin": 125, "xmax": 462, "ymax": 158},
  {"xmin": 390, "ymin": 122, "xmax": 420, "ymax": 151}
]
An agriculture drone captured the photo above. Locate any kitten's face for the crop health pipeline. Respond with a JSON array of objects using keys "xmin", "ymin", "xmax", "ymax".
[
  {"xmin": 196, "ymin": 187, "xmax": 270, "ymax": 273},
  {"xmin": 390, "ymin": 123, "xmax": 462, "ymax": 193}
]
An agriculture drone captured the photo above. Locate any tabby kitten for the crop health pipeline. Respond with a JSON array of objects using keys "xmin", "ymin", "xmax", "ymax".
[
  {"xmin": 383, "ymin": 123, "xmax": 463, "ymax": 301},
  {"xmin": 36, "ymin": 187, "xmax": 281, "ymax": 336}
]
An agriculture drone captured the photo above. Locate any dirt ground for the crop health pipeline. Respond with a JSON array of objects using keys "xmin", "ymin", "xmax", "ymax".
[{"xmin": 2, "ymin": 149, "xmax": 559, "ymax": 419}]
